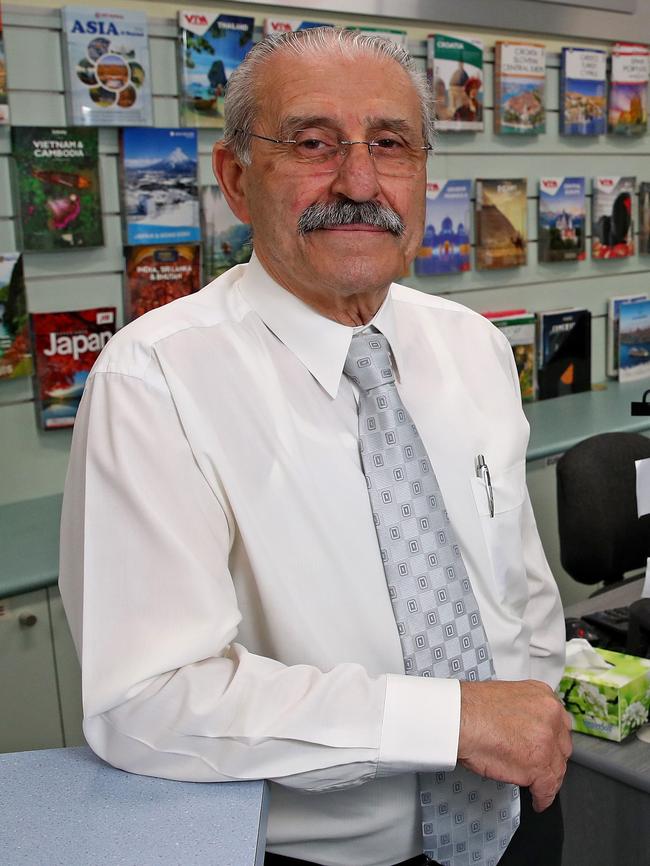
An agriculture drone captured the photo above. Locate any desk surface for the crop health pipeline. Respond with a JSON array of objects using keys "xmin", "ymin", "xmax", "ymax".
[
  {"xmin": 571, "ymin": 730, "xmax": 650, "ymax": 795},
  {"xmin": 0, "ymin": 747, "xmax": 268, "ymax": 866},
  {"xmin": 524, "ymin": 379, "xmax": 650, "ymax": 461}
]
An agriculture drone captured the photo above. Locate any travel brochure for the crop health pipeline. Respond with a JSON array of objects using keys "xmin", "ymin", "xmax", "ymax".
[
  {"xmin": 618, "ymin": 299, "xmax": 650, "ymax": 382},
  {"xmin": 0, "ymin": 253, "xmax": 31, "ymax": 380},
  {"xmin": 537, "ymin": 308, "xmax": 591, "ymax": 400},
  {"xmin": 560, "ymin": 47, "xmax": 607, "ymax": 136},
  {"xmin": 494, "ymin": 41, "xmax": 546, "ymax": 135},
  {"xmin": 607, "ymin": 293, "xmax": 648, "ymax": 379},
  {"xmin": 538, "ymin": 177, "xmax": 586, "ymax": 263},
  {"xmin": 30, "ymin": 307, "xmax": 116, "ymax": 429},
  {"xmin": 201, "ymin": 184, "xmax": 252, "ymax": 283},
  {"xmin": 123, "ymin": 244, "xmax": 201, "ymax": 322},
  {"xmin": 608, "ymin": 43, "xmax": 649, "ymax": 136},
  {"xmin": 120, "ymin": 127, "xmax": 200, "ymax": 245},
  {"xmin": 178, "ymin": 10, "xmax": 254, "ymax": 128},
  {"xmin": 592, "ymin": 176, "xmax": 635, "ymax": 259},
  {"xmin": 11, "ymin": 126, "xmax": 104, "ymax": 251},
  {"xmin": 414, "ymin": 179, "xmax": 471, "ymax": 276},
  {"xmin": 61, "ymin": 5, "xmax": 153, "ymax": 126},
  {"xmin": 0, "ymin": 2, "xmax": 9, "ymax": 124},
  {"xmin": 475, "ymin": 178, "xmax": 527, "ymax": 270},
  {"xmin": 427, "ymin": 33, "xmax": 484, "ymax": 132},
  {"xmin": 484, "ymin": 310, "xmax": 536, "ymax": 402}
]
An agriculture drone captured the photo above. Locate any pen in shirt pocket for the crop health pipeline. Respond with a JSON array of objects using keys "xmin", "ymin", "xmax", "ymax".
[{"xmin": 475, "ymin": 454, "xmax": 495, "ymax": 518}]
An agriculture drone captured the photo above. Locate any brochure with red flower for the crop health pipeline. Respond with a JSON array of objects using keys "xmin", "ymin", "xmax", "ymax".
[{"xmin": 30, "ymin": 307, "xmax": 116, "ymax": 429}]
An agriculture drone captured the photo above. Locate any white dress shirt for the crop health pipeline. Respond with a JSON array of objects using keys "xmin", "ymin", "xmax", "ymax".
[{"xmin": 59, "ymin": 253, "xmax": 565, "ymax": 866}]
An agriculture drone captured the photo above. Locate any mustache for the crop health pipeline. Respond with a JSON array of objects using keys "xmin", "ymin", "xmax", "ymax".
[{"xmin": 297, "ymin": 199, "xmax": 405, "ymax": 237}]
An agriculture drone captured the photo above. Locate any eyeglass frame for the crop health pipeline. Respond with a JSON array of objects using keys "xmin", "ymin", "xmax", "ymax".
[{"xmin": 233, "ymin": 129, "xmax": 433, "ymax": 172}]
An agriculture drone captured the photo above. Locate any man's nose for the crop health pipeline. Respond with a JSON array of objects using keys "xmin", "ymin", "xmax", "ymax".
[{"xmin": 329, "ymin": 142, "xmax": 382, "ymax": 202}]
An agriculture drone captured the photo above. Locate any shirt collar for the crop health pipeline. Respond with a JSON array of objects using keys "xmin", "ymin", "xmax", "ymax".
[{"xmin": 238, "ymin": 252, "xmax": 403, "ymax": 399}]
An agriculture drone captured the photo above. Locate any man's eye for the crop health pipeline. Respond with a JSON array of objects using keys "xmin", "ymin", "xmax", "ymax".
[
  {"xmin": 374, "ymin": 138, "xmax": 403, "ymax": 150},
  {"xmin": 296, "ymin": 138, "xmax": 332, "ymax": 151}
]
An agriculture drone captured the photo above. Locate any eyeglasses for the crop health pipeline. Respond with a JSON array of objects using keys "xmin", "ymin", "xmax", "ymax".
[{"xmin": 236, "ymin": 129, "xmax": 432, "ymax": 178}]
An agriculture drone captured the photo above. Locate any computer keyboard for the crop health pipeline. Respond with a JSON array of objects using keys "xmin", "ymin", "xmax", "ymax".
[{"xmin": 582, "ymin": 606, "xmax": 630, "ymax": 641}]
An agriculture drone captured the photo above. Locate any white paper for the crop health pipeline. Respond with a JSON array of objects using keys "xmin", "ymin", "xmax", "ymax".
[
  {"xmin": 636, "ymin": 457, "xmax": 650, "ymax": 517},
  {"xmin": 642, "ymin": 557, "xmax": 650, "ymax": 600},
  {"xmin": 565, "ymin": 638, "xmax": 613, "ymax": 669}
]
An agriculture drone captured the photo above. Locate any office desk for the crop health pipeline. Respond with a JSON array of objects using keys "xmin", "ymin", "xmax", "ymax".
[
  {"xmin": 561, "ymin": 578, "xmax": 650, "ymax": 866},
  {"xmin": 0, "ymin": 746, "xmax": 269, "ymax": 866}
]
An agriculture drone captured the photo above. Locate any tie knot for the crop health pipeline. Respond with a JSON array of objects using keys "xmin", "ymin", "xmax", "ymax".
[{"xmin": 343, "ymin": 331, "xmax": 395, "ymax": 392}]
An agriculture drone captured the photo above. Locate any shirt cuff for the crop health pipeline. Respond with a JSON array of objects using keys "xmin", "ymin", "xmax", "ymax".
[{"xmin": 376, "ymin": 674, "xmax": 461, "ymax": 775}]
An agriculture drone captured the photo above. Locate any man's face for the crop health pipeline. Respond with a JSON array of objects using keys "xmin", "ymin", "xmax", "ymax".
[{"xmin": 229, "ymin": 50, "xmax": 427, "ymax": 299}]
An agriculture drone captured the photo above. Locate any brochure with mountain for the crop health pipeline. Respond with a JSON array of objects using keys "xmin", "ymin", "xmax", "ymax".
[
  {"xmin": 201, "ymin": 183, "xmax": 252, "ymax": 282},
  {"xmin": 414, "ymin": 179, "xmax": 471, "ymax": 276},
  {"xmin": 124, "ymin": 244, "xmax": 201, "ymax": 322},
  {"xmin": 30, "ymin": 307, "xmax": 116, "ymax": 429},
  {"xmin": 607, "ymin": 293, "xmax": 648, "ymax": 378},
  {"xmin": 608, "ymin": 43, "xmax": 649, "ymax": 136},
  {"xmin": 484, "ymin": 310, "xmax": 536, "ymax": 402},
  {"xmin": 537, "ymin": 308, "xmax": 591, "ymax": 399},
  {"xmin": 11, "ymin": 126, "xmax": 103, "ymax": 251},
  {"xmin": 120, "ymin": 127, "xmax": 200, "ymax": 245},
  {"xmin": 427, "ymin": 34, "xmax": 484, "ymax": 132},
  {"xmin": 178, "ymin": 10, "xmax": 254, "ymax": 128},
  {"xmin": 0, "ymin": 3, "xmax": 9, "ymax": 124},
  {"xmin": 61, "ymin": 5, "xmax": 153, "ymax": 126},
  {"xmin": 592, "ymin": 176, "xmax": 635, "ymax": 259},
  {"xmin": 559, "ymin": 47, "xmax": 607, "ymax": 136},
  {"xmin": 475, "ymin": 178, "xmax": 527, "ymax": 269},
  {"xmin": 494, "ymin": 40, "xmax": 546, "ymax": 135},
  {"xmin": 0, "ymin": 253, "xmax": 31, "ymax": 380},
  {"xmin": 538, "ymin": 177, "xmax": 586, "ymax": 263},
  {"xmin": 619, "ymin": 298, "xmax": 650, "ymax": 382}
]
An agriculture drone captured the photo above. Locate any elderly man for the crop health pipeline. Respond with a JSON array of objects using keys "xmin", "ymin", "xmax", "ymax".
[{"xmin": 60, "ymin": 28, "xmax": 571, "ymax": 866}]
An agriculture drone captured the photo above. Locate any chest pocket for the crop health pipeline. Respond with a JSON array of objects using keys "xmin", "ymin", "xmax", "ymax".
[{"xmin": 470, "ymin": 460, "xmax": 529, "ymax": 614}]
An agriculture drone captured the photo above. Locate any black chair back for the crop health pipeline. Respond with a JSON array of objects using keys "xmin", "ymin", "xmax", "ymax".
[{"xmin": 556, "ymin": 432, "xmax": 650, "ymax": 586}]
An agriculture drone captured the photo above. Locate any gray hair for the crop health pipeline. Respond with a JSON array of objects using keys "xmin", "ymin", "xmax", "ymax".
[{"xmin": 222, "ymin": 27, "xmax": 435, "ymax": 165}]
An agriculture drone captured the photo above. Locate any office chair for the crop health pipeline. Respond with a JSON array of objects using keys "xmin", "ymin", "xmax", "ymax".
[{"xmin": 556, "ymin": 432, "xmax": 650, "ymax": 590}]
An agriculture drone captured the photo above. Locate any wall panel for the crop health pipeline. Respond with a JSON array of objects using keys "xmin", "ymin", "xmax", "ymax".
[{"xmin": 1, "ymin": 1, "xmax": 650, "ymax": 521}]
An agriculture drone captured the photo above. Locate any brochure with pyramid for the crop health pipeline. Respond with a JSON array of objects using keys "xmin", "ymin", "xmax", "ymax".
[{"xmin": 475, "ymin": 178, "xmax": 527, "ymax": 269}]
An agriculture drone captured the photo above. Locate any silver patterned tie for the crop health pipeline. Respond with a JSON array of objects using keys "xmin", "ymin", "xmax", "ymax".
[{"xmin": 343, "ymin": 329, "xmax": 520, "ymax": 866}]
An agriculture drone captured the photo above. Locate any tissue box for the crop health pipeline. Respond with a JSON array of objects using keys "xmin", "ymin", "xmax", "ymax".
[{"xmin": 558, "ymin": 647, "xmax": 650, "ymax": 742}]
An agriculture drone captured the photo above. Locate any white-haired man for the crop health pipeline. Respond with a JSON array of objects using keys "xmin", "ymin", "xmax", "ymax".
[{"xmin": 60, "ymin": 29, "xmax": 571, "ymax": 866}]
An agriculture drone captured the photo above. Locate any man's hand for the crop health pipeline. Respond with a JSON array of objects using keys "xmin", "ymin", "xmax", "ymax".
[{"xmin": 458, "ymin": 679, "xmax": 573, "ymax": 813}]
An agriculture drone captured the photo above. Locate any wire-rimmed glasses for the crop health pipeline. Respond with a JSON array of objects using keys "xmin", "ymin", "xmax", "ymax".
[{"xmin": 235, "ymin": 129, "xmax": 432, "ymax": 178}]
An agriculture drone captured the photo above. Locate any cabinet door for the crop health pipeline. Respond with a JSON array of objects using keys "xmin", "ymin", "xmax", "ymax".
[
  {"xmin": 48, "ymin": 587, "xmax": 84, "ymax": 746},
  {"xmin": 0, "ymin": 589, "xmax": 63, "ymax": 752}
]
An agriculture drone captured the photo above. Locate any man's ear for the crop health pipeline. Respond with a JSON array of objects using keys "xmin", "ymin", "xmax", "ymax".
[{"xmin": 212, "ymin": 142, "xmax": 251, "ymax": 223}]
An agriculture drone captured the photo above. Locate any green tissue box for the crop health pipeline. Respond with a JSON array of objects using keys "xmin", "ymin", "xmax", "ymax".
[{"xmin": 558, "ymin": 647, "xmax": 650, "ymax": 742}]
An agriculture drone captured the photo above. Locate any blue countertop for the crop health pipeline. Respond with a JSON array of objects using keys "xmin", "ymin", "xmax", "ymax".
[{"xmin": 0, "ymin": 746, "xmax": 268, "ymax": 866}]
